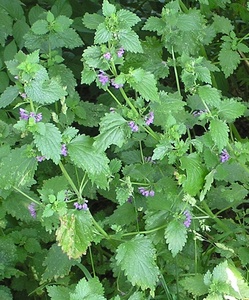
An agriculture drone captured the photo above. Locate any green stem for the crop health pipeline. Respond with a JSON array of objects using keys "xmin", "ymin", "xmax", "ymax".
[
  {"xmin": 58, "ymin": 161, "xmax": 80, "ymax": 199},
  {"xmin": 91, "ymin": 215, "xmax": 110, "ymax": 239},
  {"xmin": 13, "ymin": 186, "xmax": 42, "ymax": 206},
  {"xmin": 106, "ymin": 88, "xmax": 122, "ymax": 107},
  {"xmin": 171, "ymin": 47, "xmax": 181, "ymax": 97},
  {"xmin": 119, "ymin": 87, "xmax": 139, "ymax": 116}
]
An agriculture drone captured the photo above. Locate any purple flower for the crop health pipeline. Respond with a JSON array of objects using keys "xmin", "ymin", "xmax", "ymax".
[
  {"xmin": 74, "ymin": 202, "xmax": 88, "ymax": 210},
  {"xmin": 138, "ymin": 187, "xmax": 155, "ymax": 197},
  {"xmin": 145, "ymin": 111, "xmax": 154, "ymax": 126},
  {"xmin": 28, "ymin": 203, "xmax": 36, "ymax": 218},
  {"xmin": 20, "ymin": 92, "xmax": 27, "ymax": 99},
  {"xmin": 183, "ymin": 210, "xmax": 191, "ymax": 228},
  {"xmin": 35, "ymin": 113, "xmax": 42, "ymax": 122},
  {"xmin": 103, "ymin": 52, "xmax": 111, "ymax": 60},
  {"xmin": 98, "ymin": 70, "xmax": 109, "ymax": 85},
  {"xmin": 220, "ymin": 149, "xmax": 230, "ymax": 163},
  {"xmin": 128, "ymin": 121, "xmax": 139, "ymax": 132},
  {"xmin": 61, "ymin": 144, "xmax": 68, "ymax": 157},
  {"xmin": 36, "ymin": 155, "xmax": 46, "ymax": 162},
  {"xmin": 117, "ymin": 47, "xmax": 124, "ymax": 58},
  {"xmin": 19, "ymin": 108, "xmax": 29, "ymax": 120},
  {"xmin": 111, "ymin": 79, "xmax": 123, "ymax": 89}
]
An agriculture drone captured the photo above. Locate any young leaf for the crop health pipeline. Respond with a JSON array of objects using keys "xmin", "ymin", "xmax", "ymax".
[
  {"xmin": 117, "ymin": 9, "xmax": 140, "ymax": 27},
  {"xmin": 128, "ymin": 68, "xmax": 159, "ymax": 102},
  {"xmin": 209, "ymin": 119, "xmax": 229, "ymax": 152},
  {"xmin": 102, "ymin": 0, "xmax": 116, "ymax": 17},
  {"xmin": 93, "ymin": 112, "xmax": 128, "ymax": 152},
  {"xmin": 56, "ymin": 210, "xmax": 95, "ymax": 259},
  {"xmin": 200, "ymin": 169, "xmax": 216, "ymax": 201},
  {"xmin": 142, "ymin": 17, "xmax": 165, "ymax": 34},
  {"xmin": 180, "ymin": 154, "xmax": 206, "ymax": 196},
  {"xmin": 0, "ymin": 85, "xmax": 19, "ymax": 108},
  {"xmin": 33, "ymin": 123, "xmax": 62, "ymax": 164},
  {"xmin": 218, "ymin": 47, "xmax": 240, "ymax": 78},
  {"xmin": 164, "ymin": 219, "xmax": 187, "ymax": 257},
  {"xmin": 116, "ymin": 235, "xmax": 159, "ymax": 294},
  {"xmin": 70, "ymin": 277, "xmax": 106, "ymax": 300},
  {"xmin": 94, "ymin": 23, "xmax": 112, "ymax": 44}
]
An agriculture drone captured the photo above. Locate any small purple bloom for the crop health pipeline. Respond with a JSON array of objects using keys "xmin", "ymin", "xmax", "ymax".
[
  {"xmin": 183, "ymin": 210, "xmax": 191, "ymax": 228},
  {"xmin": 61, "ymin": 144, "xmax": 68, "ymax": 157},
  {"xmin": 28, "ymin": 203, "xmax": 36, "ymax": 218},
  {"xmin": 127, "ymin": 196, "xmax": 133, "ymax": 203},
  {"xmin": 220, "ymin": 149, "xmax": 230, "ymax": 163},
  {"xmin": 138, "ymin": 187, "xmax": 155, "ymax": 197},
  {"xmin": 98, "ymin": 70, "xmax": 109, "ymax": 85},
  {"xmin": 20, "ymin": 92, "xmax": 27, "ymax": 99},
  {"xmin": 145, "ymin": 111, "xmax": 154, "ymax": 126},
  {"xmin": 19, "ymin": 108, "xmax": 29, "ymax": 120},
  {"xmin": 128, "ymin": 121, "xmax": 139, "ymax": 132},
  {"xmin": 103, "ymin": 52, "xmax": 111, "ymax": 60},
  {"xmin": 36, "ymin": 155, "xmax": 46, "ymax": 162},
  {"xmin": 117, "ymin": 47, "xmax": 125, "ymax": 58},
  {"xmin": 74, "ymin": 202, "xmax": 88, "ymax": 210},
  {"xmin": 82, "ymin": 203, "xmax": 88, "ymax": 210},
  {"xmin": 111, "ymin": 79, "xmax": 123, "ymax": 89},
  {"xmin": 35, "ymin": 113, "xmax": 42, "ymax": 122}
]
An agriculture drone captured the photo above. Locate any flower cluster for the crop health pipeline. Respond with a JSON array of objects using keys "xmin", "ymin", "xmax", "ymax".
[
  {"xmin": 61, "ymin": 144, "xmax": 68, "ymax": 156},
  {"xmin": 36, "ymin": 155, "xmax": 46, "ymax": 162},
  {"xmin": 128, "ymin": 121, "xmax": 139, "ymax": 132},
  {"xmin": 98, "ymin": 70, "xmax": 109, "ymax": 85},
  {"xmin": 220, "ymin": 149, "xmax": 230, "ymax": 163},
  {"xmin": 117, "ymin": 47, "xmax": 124, "ymax": 58},
  {"xmin": 20, "ymin": 108, "xmax": 42, "ymax": 122},
  {"xmin": 74, "ymin": 202, "xmax": 88, "ymax": 210},
  {"xmin": 103, "ymin": 52, "xmax": 111, "ymax": 60},
  {"xmin": 111, "ymin": 79, "xmax": 123, "ymax": 89},
  {"xmin": 28, "ymin": 203, "xmax": 36, "ymax": 218},
  {"xmin": 145, "ymin": 111, "xmax": 154, "ymax": 126},
  {"xmin": 138, "ymin": 187, "xmax": 155, "ymax": 197},
  {"xmin": 183, "ymin": 210, "xmax": 192, "ymax": 228}
]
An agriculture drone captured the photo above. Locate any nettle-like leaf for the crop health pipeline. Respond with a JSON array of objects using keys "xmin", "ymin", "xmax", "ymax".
[
  {"xmin": 116, "ymin": 235, "xmax": 159, "ymax": 294},
  {"xmin": 0, "ymin": 146, "xmax": 37, "ymax": 191},
  {"xmin": 33, "ymin": 123, "xmax": 62, "ymax": 164},
  {"xmin": 83, "ymin": 13, "xmax": 105, "ymax": 30},
  {"xmin": 47, "ymin": 285, "xmax": 71, "ymax": 300},
  {"xmin": 180, "ymin": 274, "xmax": 208, "ymax": 296},
  {"xmin": 218, "ymin": 47, "xmax": 240, "ymax": 78},
  {"xmin": 198, "ymin": 85, "xmax": 221, "ymax": 108},
  {"xmin": 164, "ymin": 219, "xmax": 187, "ymax": 257},
  {"xmin": 209, "ymin": 119, "xmax": 229, "ymax": 152},
  {"xmin": 217, "ymin": 98, "xmax": 246, "ymax": 123},
  {"xmin": 0, "ymin": 85, "xmax": 19, "ymax": 108},
  {"xmin": 102, "ymin": 0, "xmax": 116, "ymax": 17},
  {"xmin": 56, "ymin": 210, "xmax": 95, "ymax": 259},
  {"xmin": 42, "ymin": 244, "xmax": 79, "ymax": 281},
  {"xmin": 93, "ymin": 112, "xmax": 128, "ymax": 152},
  {"xmin": 119, "ymin": 29, "xmax": 143, "ymax": 53},
  {"xmin": 70, "ymin": 277, "xmax": 106, "ymax": 300},
  {"xmin": 127, "ymin": 68, "xmax": 159, "ymax": 102},
  {"xmin": 200, "ymin": 169, "xmax": 216, "ymax": 201},
  {"xmin": 0, "ymin": 286, "xmax": 12, "ymax": 300},
  {"xmin": 0, "ymin": 8, "xmax": 12, "ymax": 46},
  {"xmin": 180, "ymin": 154, "xmax": 206, "ymax": 196},
  {"xmin": 117, "ymin": 9, "xmax": 140, "ymax": 28}
]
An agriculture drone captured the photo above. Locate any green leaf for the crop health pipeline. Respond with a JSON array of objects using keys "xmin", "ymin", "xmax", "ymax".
[
  {"xmin": 33, "ymin": 123, "xmax": 62, "ymax": 164},
  {"xmin": 93, "ymin": 112, "xmax": 128, "ymax": 152},
  {"xmin": 12, "ymin": 19, "xmax": 30, "ymax": 48},
  {"xmin": 81, "ymin": 64, "xmax": 97, "ymax": 85},
  {"xmin": 117, "ymin": 9, "xmax": 140, "ymax": 27},
  {"xmin": 180, "ymin": 154, "xmax": 206, "ymax": 196},
  {"xmin": 94, "ymin": 22, "xmax": 112, "ymax": 44},
  {"xmin": 212, "ymin": 14, "xmax": 234, "ymax": 34},
  {"xmin": 31, "ymin": 19, "xmax": 49, "ymax": 35},
  {"xmin": 50, "ymin": 29, "xmax": 83, "ymax": 49},
  {"xmin": 142, "ymin": 17, "xmax": 165, "ymax": 35},
  {"xmin": 68, "ymin": 134, "xmax": 110, "ymax": 177},
  {"xmin": 200, "ymin": 169, "xmax": 216, "ymax": 201},
  {"xmin": 198, "ymin": 85, "xmax": 221, "ymax": 108},
  {"xmin": 56, "ymin": 210, "xmax": 95, "ymax": 259},
  {"xmin": 115, "ymin": 187, "xmax": 131, "ymax": 206},
  {"xmin": 0, "ymin": 146, "xmax": 37, "ymax": 191},
  {"xmin": 42, "ymin": 244, "xmax": 79, "ymax": 281},
  {"xmin": 102, "ymin": 0, "xmax": 116, "ymax": 17},
  {"xmin": 0, "ymin": 9, "xmax": 12, "ymax": 46},
  {"xmin": 25, "ymin": 69, "xmax": 67, "ymax": 104},
  {"xmin": 128, "ymin": 69, "xmax": 159, "ymax": 102},
  {"xmin": 209, "ymin": 119, "xmax": 229, "ymax": 152},
  {"xmin": 83, "ymin": 13, "xmax": 105, "ymax": 30},
  {"xmin": 47, "ymin": 286, "xmax": 71, "ymax": 300},
  {"xmin": 218, "ymin": 47, "xmax": 240, "ymax": 78},
  {"xmin": 180, "ymin": 274, "xmax": 208, "ymax": 296},
  {"xmin": 116, "ymin": 235, "xmax": 159, "ymax": 294},
  {"xmin": 0, "ymin": 286, "xmax": 13, "ymax": 300},
  {"xmin": 119, "ymin": 29, "xmax": 143, "ymax": 53},
  {"xmin": 0, "ymin": 0, "xmax": 24, "ymax": 19},
  {"xmin": 0, "ymin": 85, "xmax": 19, "ymax": 108},
  {"xmin": 164, "ymin": 219, "xmax": 187, "ymax": 257},
  {"xmin": 218, "ymin": 98, "xmax": 246, "ymax": 122},
  {"xmin": 70, "ymin": 277, "xmax": 106, "ymax": 300}
]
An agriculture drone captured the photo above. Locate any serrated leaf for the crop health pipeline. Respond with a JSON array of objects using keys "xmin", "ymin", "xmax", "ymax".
[
  {"xmin": 33, "ymin": 123, "xmax": 62, "ymax": 164},
  {"xmin": 116, "ymin": 235, "xmax": 159, "ymax": 293},
  {"xmin": 180, "ymin": 154, "xmax": 206, "ymax": 196},
  {"xmin": 165, "ymin": 219, "xmax": 187, "ymax": 257},
  {"xmin": 128, "ymin": 69, "xmax": 159, "ymax": 102},
  {"xmin": 116, "ymin": 187, "xmax": 131, "ymax": 205},
  {"xmin": 68, "ymin": 134, "xmax": 110, "ymax": 177},
  {"xmin": 42, "ymin": 244, "xmax": 79, "ymax": 281},
  {"xmin": 180, "ymin": 274, "xmax": 208, "ymax": 296},
  {"xmin": 102, "ymin": 0, "xmax": 116, "ymax": 17},
  {"xmin": 83, "ymin": 13, "xmax": 105, "ymax": 30},
  {"xmin": 81, "ymin": 64, "xmax": 96, "ymax": 85},
  {"xmin": 212, "ymin": 14, "xmax": 234, "ymax": 34},
  {"xmin": 218, "ymin": 98, "xmax": 246, "ymax": 122},
  {"xmin": 117, "ymin": 9, "xmax": 140, "ymax": 27},
  {"xmin": 200, "ymin": 169, "xmax": 216, "ymax": 201},
  {"xmin": 0, "ymin": 146, "xmax": 37, "ymax": 191},
  {"xmin": 209, "ymin": 119, "xmax": 229, "ymax": 152},
  {"xmin": 50, "ymin": 29, "xmax": 83, "ymax": 49},
  {"xmin": 0, "ymin": 286, "xmax": 12, "ymax": 300},
  {"xmin": 94, "ymin": 22, "xmax": 112, "ymax": 44},
  {"xmin": 93, "ymin": 112, "xmax": 128, "ymax": 152},
  {"xmin": 119, "ymin": 29, "xmax": 143, "ymax": 53},
  {"xmin": 0, "ymin": 85, "xmax": 19, "ymax": 108},
  {"xmin": 70, "ymin": 278, "xmax": 106, "ymax": 300},
  {"xmin": 56, "ymin": 210, "xmax": 95, "ymax": 259},
  {"xmin": 0, "ymin": 9, "xmax": 12, "ymax": 46},
  {"xmin": 219, "ymin": 47, "xmax": 240, "ymax": 78},
  {"xmin": 198, "ymin": 85, "xmax": 221, "ymax": 108},
  {"xmin": 47, "ymin": 286, "xmax": 71, "ymax": 300},
  {"xmin": 142, "ymin": 17, "xmax": 165, "ymax": 34},
  {"xmin": 31, "ymin": 19, "xmax": 49, "ymax": 35}
]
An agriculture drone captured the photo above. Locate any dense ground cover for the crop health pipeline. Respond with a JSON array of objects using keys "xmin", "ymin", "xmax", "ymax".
[{"xmin": 1, "ymin": 0, "xmax": 249, "ymax": 299}]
